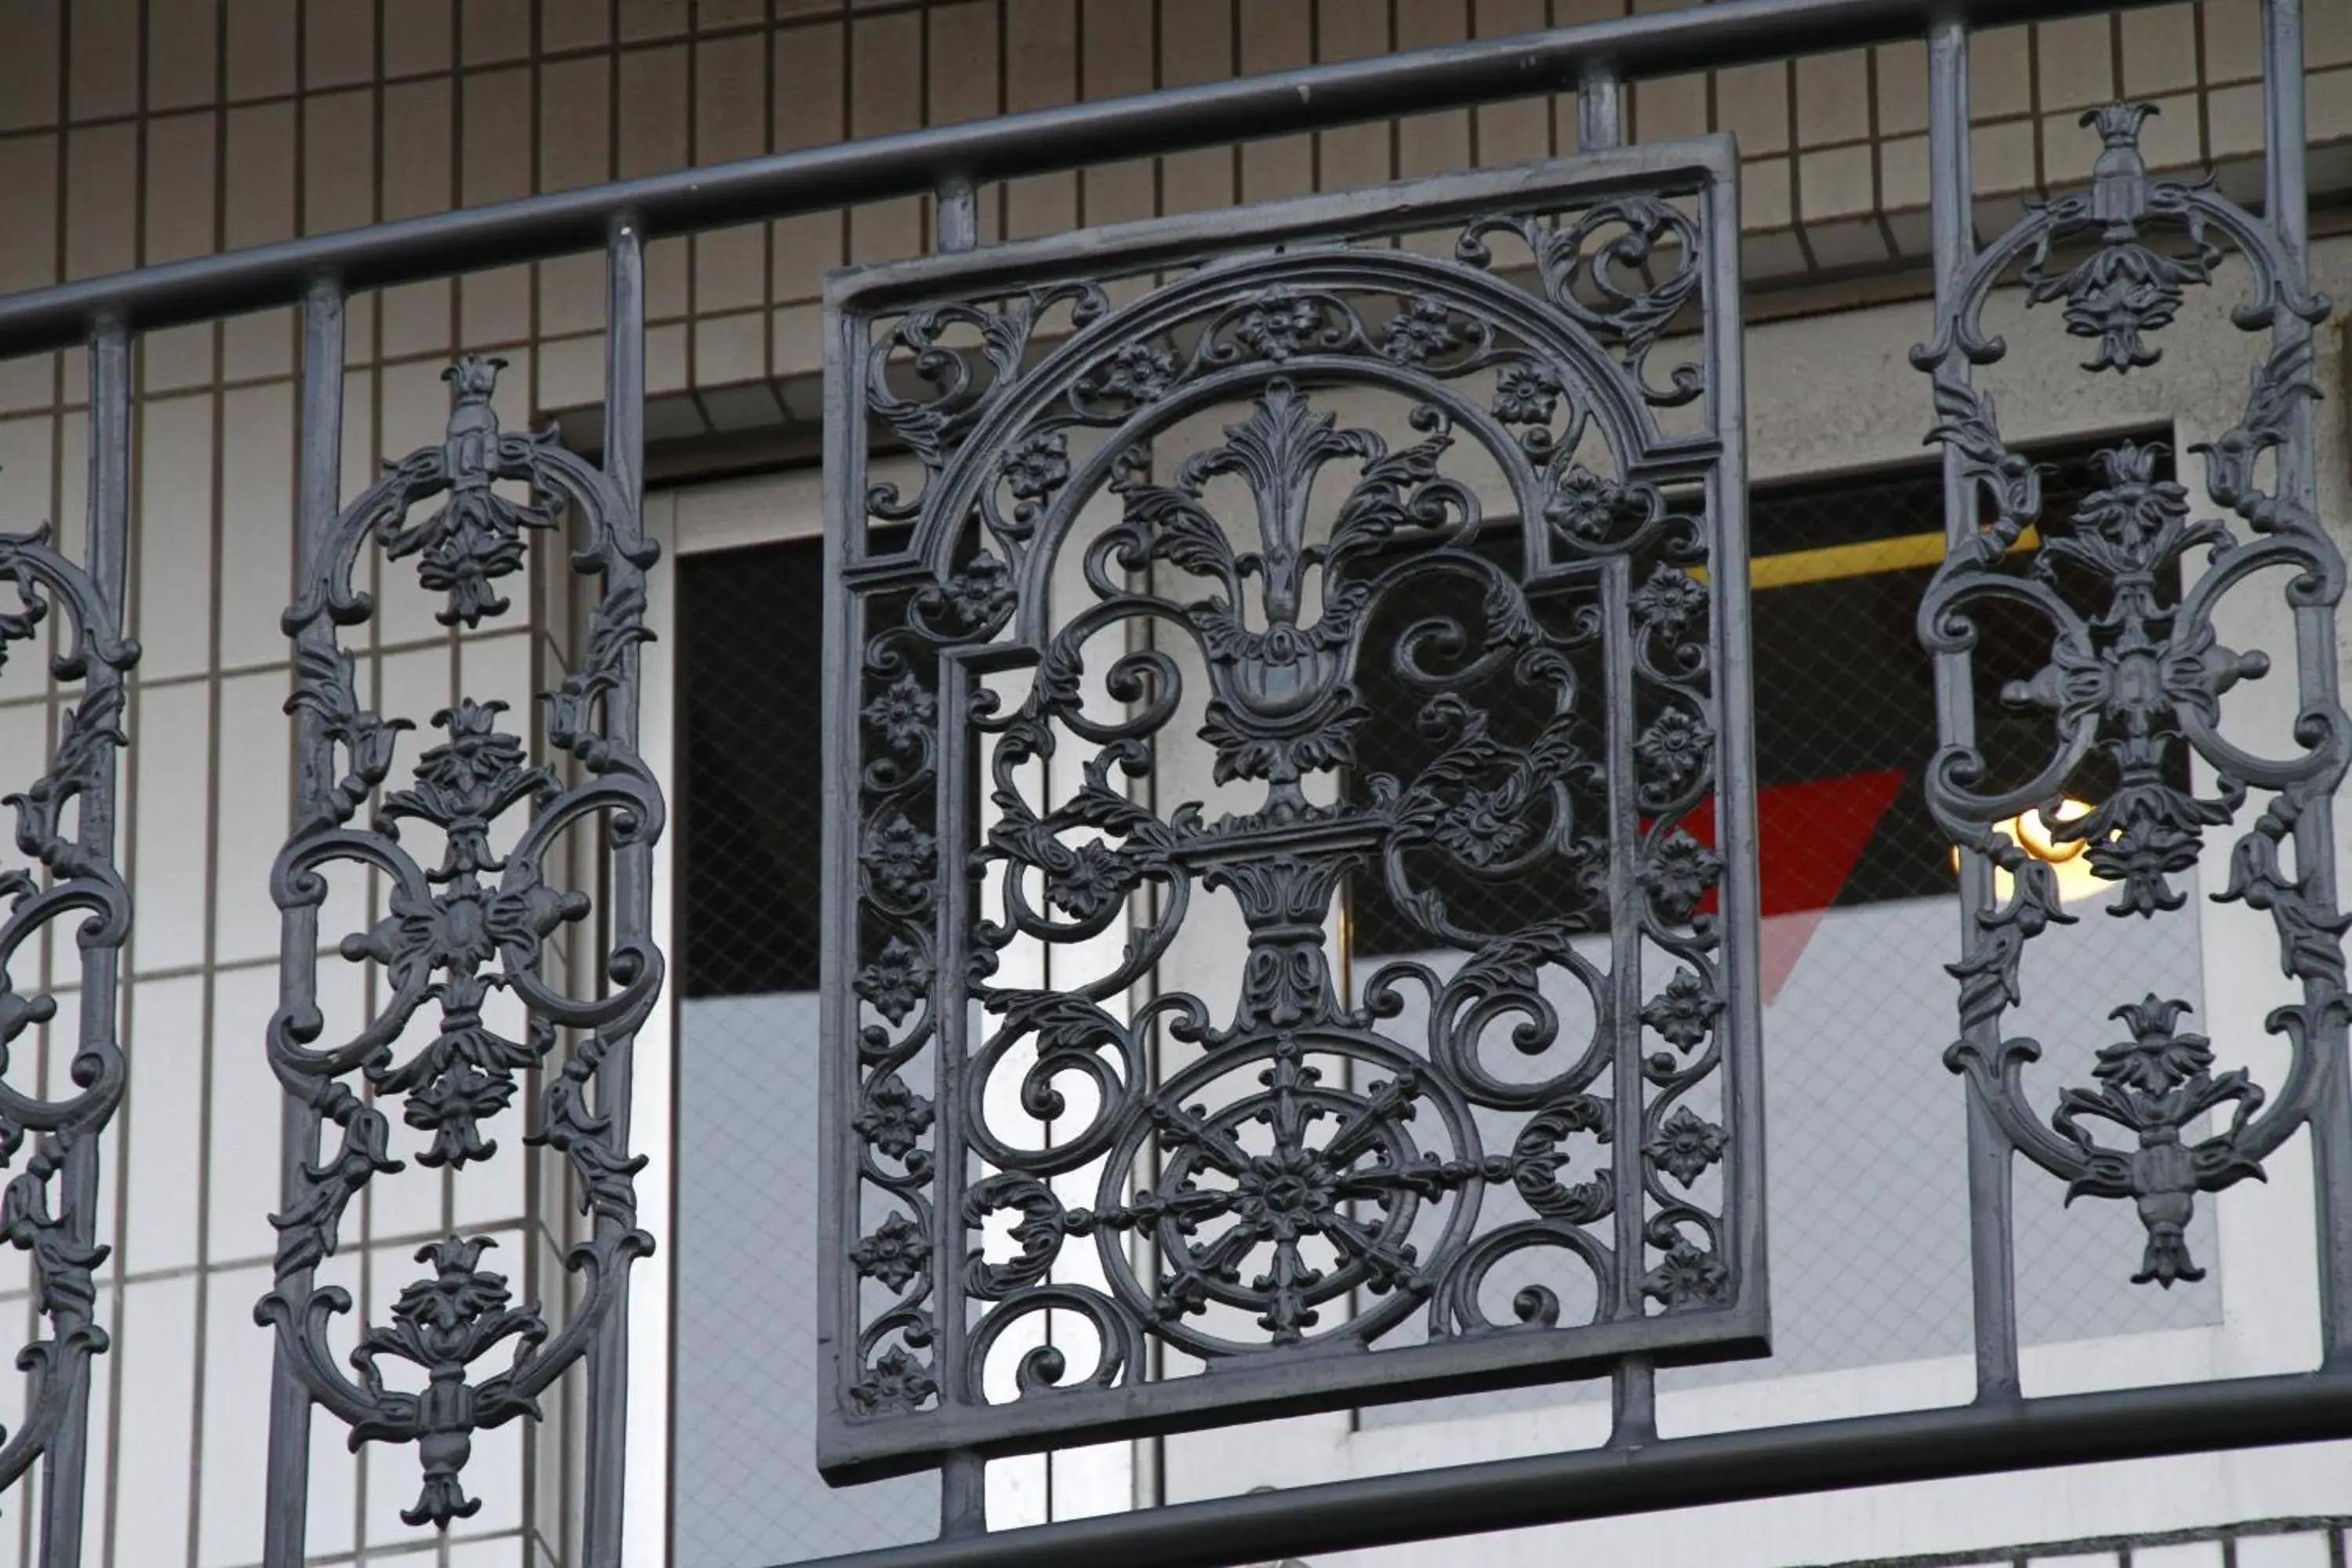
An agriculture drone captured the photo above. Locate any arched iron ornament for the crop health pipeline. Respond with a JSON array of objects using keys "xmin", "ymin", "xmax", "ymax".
[
  {"xmin": 819, "ymin": 140, "xmax": 1761, "ymax": 1480},
  {"xmin": 1916, "ymin": 102, "xmax": 2347, "ymax": 1288},
  {"xmin": 257, "ymin": 355, "xmax": 664, "ymax": 1525}
]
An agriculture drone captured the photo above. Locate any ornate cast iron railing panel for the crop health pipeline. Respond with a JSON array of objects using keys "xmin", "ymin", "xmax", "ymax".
[
  {"xmin": 1915, "ymin": 0, "xmax": 2352, "ymax": 1385},
  {"xmin": 256, "ymin": 248, "xmax": 662, "ymax": 1568},
  {"xmin": 0, "ymin": 327, "xmax": 136, "ymax": 1568},
  {"xmin": 818, "ymin": 139, "xmax": 1760, "ymax": 1480}
]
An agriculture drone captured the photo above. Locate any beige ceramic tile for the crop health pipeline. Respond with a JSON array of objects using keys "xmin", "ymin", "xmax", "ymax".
[
  {"xmin": 539, "ymin": 55, "xmax": 612, "ymax": 193},
  {"xmin": 303, "ymin": 0, "xmax": 376, "ymax": 90},
  {"xmin": 1970, "ymin": 24, "xmax": 2034, "ymax": 121},
  {"xmin": 301, "ymin": 89, "xmax": 375, "ymax": 234},
  {"xmin": 620, "ymin": 0, "xmax": 691, "ymax": 42},
  {"xmin": 383, "ymin": 0, "xmax": 456, "ymax": 77},
  {"xmin": 2202, "ymin": 0, "xmax": 2264, "ymax": 84},
  {"xmin": 1795, "ymin": 49, "xmax": 1872, "ymax": 145},
  {"xmin": 696, "ymin": 32, "xmax": 768, "ymax": 163},
  {"xmin": 0, "ymin": 0, "xmax": 61, "ymax": 132},
  {"xmin": 619, "ymin": 44, "xmax": 690, "ymax": 179},
  {"xmin": 223, "ymin": 102, "xmax": 296, "ymax": 248},
  {"xmin": 143, "ymin": 111, "xmax": 217, "ymax": 264},
  {"xmin": 1719, "ymin": 61, "xmax": 1792, "ymax": 155},
  {"xmin": 0, "ymin": 133, "xmax": 60, "ymax": 293},
  {"xmin": 382, "ymin": 78, "xmax": 453, "ymax": 221},
  {"xmin": 2035, "ymin": 13, "xmax": 2117, "ymax": 111},
  {"xmin": 461, "ymin": 0, "xmax": 532, "ymax": 64},
  {"xmin": 1798, "ymin": 143, "xmax": 1876, "ymax": 222},
  {"xmin": 2122, "ymin": 2, "xmax": 2202, "ymax": 96},
  {"xmin": 1875, "ymin": 42, "xmax": 1928, "ymax": 136},
  {"xmin": 224, "ymin": 0, "xmax": 298, "ymax": 101},
  {"xmin": 147, "ymin": 0, "xmax": 221, "ymax": 112},
  {"xmin": 542, "ymin": 0, "xmax": 612, "ymax": 52},
  {"xmin": 67, "ymin": 0, "xmax": 140, "ymax": 122},
  {"xmin": 65, "ymin": 123, "xmax": 138, "ymax": 281}
]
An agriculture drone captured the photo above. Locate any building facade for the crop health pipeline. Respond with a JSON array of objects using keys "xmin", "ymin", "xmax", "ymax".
[{"xmin": 0, "ymin": 2, "xmax": 2349, "ymax": 1565}]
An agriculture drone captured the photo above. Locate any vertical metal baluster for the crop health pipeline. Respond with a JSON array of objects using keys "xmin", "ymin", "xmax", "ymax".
[
  {"xmin": 928, "ymin": 175, "xmax": 990, "ymax": 1542},
  {"xmin": 1577, "ymin": 63, "xmax": 1622, "ymax": 153},
  {"xmin": 1575, "ymin": 59, "xmax": 1660, "ymax": 1450},
  {"xmin": 935, "ymin": 173, "xmax": 980, "ymax": 259},
  {"xmin": 1926, "ymin": 18, "xmax": 2023, "ymax": 1405},
  {"xmin": 583, "ymin": 218, "xmax": 649, "ymax": 1568},
  {"xmin": 1602, "ymin": 539, "xmax": 1653, "ymax": 1443},
  {"xmin": 2256, "ymin": 0, "xmax": 2352, "ymax": 1369},
  {"xmin": 262, "ymin": 278, "xmax": 345, "ymax": 1568},
  {"xmin": 1704, "ymin": 119, "xmax": 1764, "ymax": 1436},
  {"xmin": 38, "ymin": 318, "xmax": 132, "ymax": 1568}
]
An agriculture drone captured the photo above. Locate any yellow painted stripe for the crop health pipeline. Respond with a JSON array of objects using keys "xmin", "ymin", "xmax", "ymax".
[{"xmin": 1689, "ymin": 525, "xmax": 2042, "ymax": 590}]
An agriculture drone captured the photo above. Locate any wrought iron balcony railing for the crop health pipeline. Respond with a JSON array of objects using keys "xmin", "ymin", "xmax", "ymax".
[{"xmin": 0, "ymin": 2, "xmax": 2341, "ymax": 1566}]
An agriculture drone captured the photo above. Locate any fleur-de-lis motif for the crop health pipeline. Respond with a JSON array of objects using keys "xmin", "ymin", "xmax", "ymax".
[{"xmin": 377, "ymin": 357, "xmax": 561, "ymax": 627}]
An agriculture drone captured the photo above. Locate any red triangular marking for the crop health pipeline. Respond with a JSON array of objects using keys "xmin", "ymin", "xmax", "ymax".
[{"xmin": 1675, "ymin": 768, "xmax": 1908, "ymax": 1000}]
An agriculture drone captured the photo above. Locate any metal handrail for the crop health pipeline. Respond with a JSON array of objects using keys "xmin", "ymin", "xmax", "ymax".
[{"xmin": 0, "ymin": 0, "xmax": 2169, "ymax": 359}]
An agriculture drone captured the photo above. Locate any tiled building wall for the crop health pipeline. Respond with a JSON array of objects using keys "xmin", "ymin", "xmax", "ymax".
[
  {"xmin": 0, "ymin": 2, "xmax": 2347, "ymax": 1566},
  {"xmin": 1835, "ymin": 1515, "xmax": 2347, "ymax": 1568}
]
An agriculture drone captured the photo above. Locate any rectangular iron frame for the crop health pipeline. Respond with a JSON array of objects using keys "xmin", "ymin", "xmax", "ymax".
[{"xmin": 0, "ymin": 2, "xmax": 2339, "ymax": 1566}]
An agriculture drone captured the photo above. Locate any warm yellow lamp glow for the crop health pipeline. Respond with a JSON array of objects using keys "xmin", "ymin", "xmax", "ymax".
[{"xmin": 1950, "ymin": 798, "xmax": 2107, "ymax": 909}]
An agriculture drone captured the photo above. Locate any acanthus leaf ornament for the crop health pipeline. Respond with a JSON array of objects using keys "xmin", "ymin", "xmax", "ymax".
[
  {"xmin": 820, "ymin": 143, "xmax": 1762, "ymax": 1479},
  {"xmin": 261, "ymin": 354, "xmax": 665, "ymax": 1526},
  {"xmin": 0, "ymin": 503, "xmax": 137, "ymax": 1512},
  {"xmin": 1917, "ymin": 103, "xmax": 2346, "ymax": 1287}
]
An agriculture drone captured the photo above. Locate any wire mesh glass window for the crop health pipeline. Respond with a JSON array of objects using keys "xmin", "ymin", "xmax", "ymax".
[{"xmin": 670, "ymin": 536, "xmax": 938, "ymax": 1565}]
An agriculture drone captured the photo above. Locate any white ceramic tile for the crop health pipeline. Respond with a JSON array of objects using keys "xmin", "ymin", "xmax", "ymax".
[
  {"xmin": 218, "ymin": 383, "xmax": 296, "ymax": 671},
  {"xmin": 122, "ymin": 974, "xmax": 206, "ymax": 1272},
  {"xmin": 206, "ymin": 964, "xmax": 286, "ymax": 1269},
  {"xmin": 111, "ymin": 1274, "xmax": 199, "ymax": 1565},
  {"xmin": 129, "ymin": 678, "xmax": 215, "ymax": 975},
  {"xmin": 2236, "ymin": 1530, "xmax": 2337, "ymax": 1568},
  {"xmin": 304, "ymin": 1363, "xmax": 361, "ymax": 1557},
  {"xmin": 77, "ymin": 1282, "xmax": 114, "ymax": 1557},
  {"xmin": 135, "ymin": 390, "xmax": 216, "ymax": 681},
  {"xmin": 195, "ymin": 1263, "xmax": 274, "ymax": 1566},
  {"xmin": 446, "ymin": 1530, "xmax": 529, "ymax": 1566},
  {"xmin": 212, "ymin": 670, "xmax": 292, "ymax": 966}
]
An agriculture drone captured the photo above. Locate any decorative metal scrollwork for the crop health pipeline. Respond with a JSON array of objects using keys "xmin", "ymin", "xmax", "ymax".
[
  {"xmin": 821, "ymin": 143, "xmax": 1759, "ymax": 1477},
  {"xmin": 1917, "ymin": 102, "xmax": 2346, "ymax": 1287},
  {"xmin": 258, "ymin": 356, "xmax": 664, "ymax": 1523},
  {"xmin": 0, "ymin": 503, "xmax": 136, "ymax": 1503}
]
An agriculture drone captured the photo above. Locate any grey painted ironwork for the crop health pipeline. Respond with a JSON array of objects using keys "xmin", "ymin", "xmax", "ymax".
[
  {"xmin": 256, "ymin": 237, "xmax": 662, "ymax": 1567},
  {"xmin": 0, "ymin": 0, "xmax": 2329, "ymax": 1563},
  {"xmin": 0, "ymin": 325, "xmax": 136, "ymax": 1568},
  {"xmin": 818, "ymin": 139, "xmax": 1760, "ymax": 1483},
  {"xmin": 1914, "ymin": 0, "xmax": 2351, "ymax": 1374}
]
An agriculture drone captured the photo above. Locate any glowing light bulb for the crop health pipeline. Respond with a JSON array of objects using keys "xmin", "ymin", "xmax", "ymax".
[{"xmin": 1948, "ymin": 798, "xmax": 2105, "ymax": 909}]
